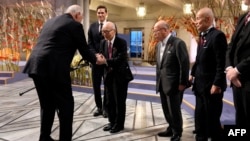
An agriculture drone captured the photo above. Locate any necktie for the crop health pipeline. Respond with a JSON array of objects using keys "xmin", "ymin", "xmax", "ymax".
[
  {"xmin": 197, "ymin": 35, "xmax": 204, "ymax": 52},
  {"xmin": 99, "ymin": 23, "xmax": 103, "ymax": 34},
  {"xmin": 245, "ymin": 11, "xmax": 250, "ymax": 25},
  {"xmin": 200, "ymin": 36, "xmax": 204, "ymax": 46},
  {"xmin": 108, "ymin": 42, "xmax": 112, "ymax": 59}
]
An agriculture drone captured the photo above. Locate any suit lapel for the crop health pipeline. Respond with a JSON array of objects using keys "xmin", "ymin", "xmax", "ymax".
[
  {"xmin": 157, "ymin": 43, "xmax": 161, "ymax": 67},
  {"xmin": 100, "ymin": 40, "xmax": 108, "ymax": 58},
  {"xmin": 160, "ymin": 36, "xmax": 173, "ymax": 67},
  {"xmin": 237, "ymin": 24, "xmax": 250, "ymax": 49},
  {"xmin": 233, "ymin": 14, "xmax": 246, "ymax": 40}
]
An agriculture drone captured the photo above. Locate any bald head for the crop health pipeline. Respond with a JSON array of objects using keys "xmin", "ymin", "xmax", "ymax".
[
  {"xmin": 198, "ymin": 7, "xmax": 214, "ymax": 23},
  {"xmin": 154, "ymin": 20, "xmax": 169, "ymax": 30},
  {"xmin": 153, "ymin": 20, "xmax": 170, "ymax": 42},
  {"xmin": 102, "ymin": 21, "xmax": 116, "ymax": 41},
  {"xmin": 103, "ymin": 21, "xmax": 116, "ymax": 30},
  {"xmin": 195, "ymin": 7, "xmax": 214, "ymax": 32}
]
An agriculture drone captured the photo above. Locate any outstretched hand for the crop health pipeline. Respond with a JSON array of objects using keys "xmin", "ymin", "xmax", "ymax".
[{"xmin": 96, "ymin": 53, "xmax": 106, "ymax": 65}]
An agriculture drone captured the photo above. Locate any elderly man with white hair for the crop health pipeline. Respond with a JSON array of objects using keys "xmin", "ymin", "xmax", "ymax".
[{"xmin": 23, "ymin": 4, "xmax": 106, "ymax": 141}]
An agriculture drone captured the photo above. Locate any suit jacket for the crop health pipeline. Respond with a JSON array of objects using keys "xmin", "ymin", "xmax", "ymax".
[
  {"xmin": 191, "ymin": 27, "xmax": 227, "ymax": 93},
  {"xmin": 226, "ymin": 12, "xmax": 250, "ymax": 82},
  {"xmin": 88, "ymin": 22, "xmax": 104, "ymax": 54},
  {"xmin": 99, "ymin": 36, "xmax": 128, "ymax": 85},
  {"xmin": 23, "ymin": 14, "xmax": 96, "ymax": 81},
  {"xmin": 156, "ymin": 35, "xmax": 190, "ymax": 95}
]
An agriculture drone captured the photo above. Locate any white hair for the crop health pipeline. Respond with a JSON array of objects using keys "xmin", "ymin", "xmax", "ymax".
[{"xmin": 64, "ymin": 5, "xmax": 83, "ymax": 15}]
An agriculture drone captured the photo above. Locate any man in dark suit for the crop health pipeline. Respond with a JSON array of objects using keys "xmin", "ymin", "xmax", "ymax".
[
  {"xmin": 189, "ymin": 7, "xmax": 227, "ymax": 141},
  {"xmin": 225, "ymin": 0, "xmax": 250, "ymax": 138},
  {"xmin": 88, "ymin": 5, "xmax": 108, "ymax": 117},
  {"xmin": 154, "ymin": 20, "xmax": 190, "ymax": 141},
  {"xmin": 100, "ymin": 21, "xmax": 130, "ymax": 134},
  {"xmin": 22, "ymin": 5, "xmax": 105, "ymax": 141}
]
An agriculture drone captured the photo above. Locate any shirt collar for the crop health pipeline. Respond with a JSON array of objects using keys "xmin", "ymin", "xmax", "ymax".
[
  {"xmin": 109, "ymin": 35, "xmax": 115, "ymax": 45},
  {"xmin": 201, "ymin": 25, "xmax": 213, "ymax": 36},
  {"xmin": 162, "ymin": 34, "xmax": 171, "ymax": 46},
  {"xmin": 99, "ymin": 20, "xmax": 107, "ymax": 25}
]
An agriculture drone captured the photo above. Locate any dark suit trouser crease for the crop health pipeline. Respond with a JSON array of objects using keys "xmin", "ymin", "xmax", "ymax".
[
  {"xmin": 106, "ymin": 79, "xmax": 128, "ymax": 127},
  {"xmin": 232, "ymin": 81, "xmax": 250, "ymax": 134},
  {"xmin": 32, "ymin": 75, "xmax": 74, "ymax": 141},
  {"xmin": 159, "ymin": 87, "xmax": 183, "ymax": 135},
  {"xmin": 91, "ymin": 65, "xmax": 106, "ymax": 111},
  {"xmin": 194, "ymin": 91, "xmax": 223, "ymax": 140}
]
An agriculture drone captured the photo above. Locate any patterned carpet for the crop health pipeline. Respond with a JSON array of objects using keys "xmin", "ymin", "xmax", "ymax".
[
  {"xmin": 0, "ymin": 64, "xmax": 236, "ymax": 141},
  {"xmin": 0, "ymin": 78, "xmax": 195, "ymax": 141}
]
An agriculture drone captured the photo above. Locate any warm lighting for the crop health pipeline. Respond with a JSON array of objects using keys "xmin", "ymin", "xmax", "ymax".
[
  {"xmin": 136, "ymin": 2, "xmax": 146, "ymax": 17},
  {"xmin": 241, "ymin": 1, "xmax": 248, "ymax": 11},
  {"xmin": 183, "ymin": 3, "xmax": 192, "ymax": 15}
]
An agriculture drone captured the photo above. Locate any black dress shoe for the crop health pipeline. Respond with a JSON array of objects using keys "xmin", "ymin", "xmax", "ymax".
[
  {"xmin": 110, "ymin": 125, "xmax": 124, "ymax": 133},
  {"xmin": 39, "ymin": 136, "xmax": 56, "ymax": 141},
  {"xmin": 93, "ymin": 109, "xmax": 102, "ymax": 117},
  {"xmin": 171, "ymin": 134, "xmax": 181, "ymax": 141},
  {"xmin": 158, "ymin": 130, "xmax": 173, "ymax": 137},
  {"xmin": 103, "ymin": 124, "xmax": 113, "ymax": 131},
  {"xmin": 193, "ymin": 130, "xmax": 197, "ymax": 134},
  {"xmin": 195, "ymin": 135, "xmax": 207, "ymax": 141}
]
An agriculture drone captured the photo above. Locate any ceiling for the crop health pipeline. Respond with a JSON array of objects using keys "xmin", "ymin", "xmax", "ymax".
[
  {"xmin": 89, "ymin": 0, "xmax": 245, "ymax": 23},
  {"xmin": 89, "ymin": 0, "xmax": 186, "ymax": 22}
]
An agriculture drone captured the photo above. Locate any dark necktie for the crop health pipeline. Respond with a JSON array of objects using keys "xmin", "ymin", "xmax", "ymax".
[
  {"xmin": 200, "ymin": 36, "xmax": 204, "ymax": 46},
  {"xmin": 99, "ymin": 23, "xmax": 103, "ymax": 34},
  {"xmin": 245, "ymin": 11, "xmax": 250, "ymax": 25},
  {"xmin": 197, "ymin": 35, "xmax": 204, "ymax": 52},
  {"xmin": 108, "ymin": 42, "xmax": 112, "ymax": 59}
]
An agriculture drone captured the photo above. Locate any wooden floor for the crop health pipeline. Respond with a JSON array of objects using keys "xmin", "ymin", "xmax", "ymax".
[{"xmin": 0, "ymin": 78, "xmax": 196, "ymax": 141}]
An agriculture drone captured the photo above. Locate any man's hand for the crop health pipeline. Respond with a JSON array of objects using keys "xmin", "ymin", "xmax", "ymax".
[
  {"xmin": 226, "ymin": 67, "xmax": 242, "ymax": 87},
  {"xmin": 210, "ymin": 85, "xmax": 221, "ymax": 94},
  {"xmin": 96, "ymin": 53, "xmax": 106, "ymax": 65},
  {"xmin": 178, "ymin": 85, "xmax": 186, "ymax": 91},
  {"xmin": 231, "ymin": 78, "xmax": 242, "ymax": 88}
]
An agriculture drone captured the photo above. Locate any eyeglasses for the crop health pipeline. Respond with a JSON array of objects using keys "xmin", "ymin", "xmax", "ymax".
[{"xmin": 102, "ymin": 29, "xmax": 113, "ymax": 34}]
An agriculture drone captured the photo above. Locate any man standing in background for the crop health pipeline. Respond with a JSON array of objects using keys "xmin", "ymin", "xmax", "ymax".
[
  {"xmin": 154, "ymin": 20, "xmax": 190, "ymax": 141},
  {"xmin": 88, "ymin": 5, "xmax": 108, "ymax": 118},
  {"xmin": 226, "ymin": 0, "xmax": 250, "ymax": 139}
]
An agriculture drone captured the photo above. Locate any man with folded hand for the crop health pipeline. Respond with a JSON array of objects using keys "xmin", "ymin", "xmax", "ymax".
[
  {"xmin": 189, "ymin": 7, "xmax": 227, "ymax": 141},
  {"xmin": 225, "ymin": 0, "xmax": 250, "ymax": 138},
  {"xmin": 154, "ymin": 20, "xmax": 190, "ymax": 141}
]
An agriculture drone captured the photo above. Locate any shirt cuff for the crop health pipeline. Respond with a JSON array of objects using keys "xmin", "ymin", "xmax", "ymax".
[
  {"xmin": 225, "ymin": 66, "xmax": 233, "ymax": 73},
  {"xmin": 234, "ymin": 67, "xmax": 240, "ymax": 74}
]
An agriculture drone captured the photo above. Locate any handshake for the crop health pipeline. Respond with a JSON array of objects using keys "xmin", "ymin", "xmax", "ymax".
[{"xmin": 96, "ymin": 53, "xmax": 107, "ymax": 65}]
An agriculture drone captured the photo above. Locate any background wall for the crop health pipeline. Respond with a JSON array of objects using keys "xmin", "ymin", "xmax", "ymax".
[{"xmin": 0, "ymin": 0, "xmax": 207, "ymax": 64}]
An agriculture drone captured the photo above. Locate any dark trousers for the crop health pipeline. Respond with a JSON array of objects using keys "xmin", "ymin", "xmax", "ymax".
[
  {"xmin": 106, "ymin": 78, "xmax": 128, "ymax": 127},
  {"xmin": 194, "ymin": 92, "xmax": 223, "ymax": 141},
  {"xmin": 91, "ymin": 65, "xmax": 106, "ymax": 112},
  {"xmin": 31, "ymin": 75, "xmax": 73, "ymax": 141},
  {"xmin": 159, "ymin": 88, "xmax": 183, "ymax": 136},
  {"xmin": 232, "ymin": 81, "xmax": 250, "ymax": 138}
]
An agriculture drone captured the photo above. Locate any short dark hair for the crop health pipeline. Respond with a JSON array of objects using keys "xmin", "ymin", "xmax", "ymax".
[{"xmin": 96, "ymin": 5, "xmax": 107, "ymax": 13}]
